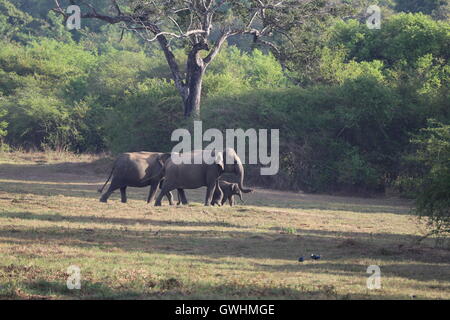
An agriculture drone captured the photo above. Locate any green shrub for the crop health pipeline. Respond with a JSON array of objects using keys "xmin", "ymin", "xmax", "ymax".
[
  {"xmin": 102, "ymin": 78, "xmax": 186, "ymax": 153},
  {"xmin": 202, "ymin": 75, "xmax": 402, "ymax": 193},
  {"xmin": 412, "ymin": 121, "xmax": 450, "ymax": 236}
]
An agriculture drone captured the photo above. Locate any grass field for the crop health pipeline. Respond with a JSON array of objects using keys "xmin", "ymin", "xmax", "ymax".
[{"xmin": 0, "ymin": 151, "xmax": 449, "ymax": 300}]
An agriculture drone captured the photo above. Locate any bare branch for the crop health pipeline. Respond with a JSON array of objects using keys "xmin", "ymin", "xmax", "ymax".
[
  {"xmin": 247, "ymin": 10, "xmax": 259, "ymax": 29},
  {"xmin": 78, "ymin": 0, "xmax": 99, "ymax": 16},
  {"xmin": 173, "ymin": 7, "xmax": 190, "ymax": 13},
  {"xmin": 168, "ymin": 16, "xmax": 184, "ymax": 34},
  {"xmin": 257, "ymin": 38, "xmax": 281, "ymax": 56},
  {"xmin": 203, "ymin": 31, "xmax": 230, "ymax": 65},
  {"xmin": 210, "ymin": 0, "xmax": 226, "ymax": 12},
  {"xmin": 111, "ymin": 0, "xmax": 122, "ymax": 15},
  {"xmin": 52, "ymin": 0, "xmax": 67, "ymax": 17},
  {"xmin": 133, "ymin": 29, "xmax": 207, "ymax": 43}
]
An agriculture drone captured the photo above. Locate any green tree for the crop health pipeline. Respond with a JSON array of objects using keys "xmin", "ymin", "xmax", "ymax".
[
  {"xmin": 0, "ymin": 93, "xmax": 7, "ymax": 147},
  {"xmin": 395, "ymin": 0, "xmax": 449, "ymax": 19},
  {"xmin": 412, "ymin": 120, "xmax": 450, "ymax": 236},
  {"xmin": 329, "ymin": 13, "xmax": 449, "ymax": 66},
  {"xmin": 0, "ymin": 0, "xmax": 32, "ymax": 41},
  {"xmin": 0, "ymin": 38, "xmax": 98, "ymax": 151},
  {"xmin": 52, "ymin": 0, "xmax": 341, "ymax": 118}
]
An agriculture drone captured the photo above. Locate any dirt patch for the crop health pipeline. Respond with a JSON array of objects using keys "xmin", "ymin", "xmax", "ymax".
[
  {"xmin": 273, "ymin": 236, "xmax": 290, "ymax": 242},
  {"xmin": 248, "ymin": 235, "xmax": 268, "ymax": 240},
  {"xmin": 337, "ymin": 239, "xmax": 362, "ymax": 248},
  {"xmin": 160, "ymin": 278, "xmax": 183, "ymax": 290}
]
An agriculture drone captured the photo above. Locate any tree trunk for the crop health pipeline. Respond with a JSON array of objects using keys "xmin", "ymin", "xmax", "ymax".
[
  {"xmin": 184, "ymin": 70, "xmax": 204, "ymax": 119},
  {"xmin": 183, "ymin": 42, "xmax": 208, "ymax": 118}
]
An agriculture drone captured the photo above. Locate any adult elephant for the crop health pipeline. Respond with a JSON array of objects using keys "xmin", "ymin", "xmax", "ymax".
[
  {"xmin": 154, "ymin": 148, "xmax": 252, "ymax": 206},
  {"xmin": 98, "ymin": 152, "xmax": 175, "ymax": 204}
]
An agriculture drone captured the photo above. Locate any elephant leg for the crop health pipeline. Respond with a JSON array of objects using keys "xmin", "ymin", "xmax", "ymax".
[
  {"xmin": 100, "ymin": 181, "xmax": 121, "ymax": 203},
  {"xmin": 120, "ymin": 187, "xmax": 127, "ymax": 203},
  {"xmin": 166, "ymin": 191, "xmax": 174, "ymax": 205},
  {"xmin": 155, "ymin": 183, "xmax": 175, "ymax": 206},
  {"xmin": 100, "ymin": 191, "xmax": 110, "ymax": 203},
  {"xmin": 147, "ymin": 182, "xmax": 159, "ymax": 204},
  {"xmin": 229, "ymin": 195, "xmax": 234, "ymax": 206},
  {"xmin": 176, "ymin": 190, "xmax": 181, "ymax": 205},
  {"xmin": 221, "ymin": 196, "xmax": 227, "ymax": 206},
  {"xmin": 154, "ymin": 191, "xmax": 164, "ymax": 206},
  {"xmin": 211, "ymin": 186, "xmax": 221, "ymax": 206},
  {"xmin": 204, "ymin": 167, "xmax": 222, "ymax": 206},
  {"xmin": 212, "ymin": 194, "xmax": 222, "ymax": 207},
  {"xmin": 204, "ymin": 183, "xmax": 216, "ymax": 206},
  {"xmin": 177, "ymin": 189, "xmax": 188, "ymax": 205}
]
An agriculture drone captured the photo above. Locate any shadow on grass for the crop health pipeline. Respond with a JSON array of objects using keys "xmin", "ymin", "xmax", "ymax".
[
  {"xmin": 0, "ymin": 277, "xmax": 332, "ymax": 299},
  {"xmin": 0, "ymin": 178, "xmax": 412, "ymax": 215},
  {"xmin": 252, "ymin": 261, "xmax": 450, "ymax": 282},
  {"xmin": 0, "ymin": 180, "xmax": 146, "ymax": 202},
  {"xmin": 1, "ymin": 279, "xmax": 143, "ymax": 300},
  {"xmin": 0, "ymin": 159, "xmax": 111, "ymax": 182},
  {"xmin": 1, "ymin": 217, "xmax": 449, "ymax": 283},
  {"xmin": 0, "ymin": 210, "xmax": 422, "ymax": 245},
  {"xmin": 1, "ymin": 276, "xmax": 420, "ymax": 300},
  {"xmin": 2, "ymin": 211, "xmax": 246, "ymax": 229}
]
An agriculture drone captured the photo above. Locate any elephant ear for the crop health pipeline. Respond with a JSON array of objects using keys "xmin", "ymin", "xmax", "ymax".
[
  {"xmin": 158, "ymin": 153, "xmax": 172, "ymax": 167},
  {"xmin": 214, "ymin": 151, "xmax": 224, "ymax": 171}
]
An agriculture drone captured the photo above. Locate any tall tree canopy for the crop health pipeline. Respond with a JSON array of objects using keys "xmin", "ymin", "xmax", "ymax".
[{"xmin": 53, "ymin": 0, "xmax": 339, "ymax": 118}]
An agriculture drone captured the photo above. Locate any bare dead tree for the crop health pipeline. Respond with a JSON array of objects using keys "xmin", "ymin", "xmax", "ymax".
[{"xmin": 53, "ymin": 0, "xmax": 321, "ymax": 118}]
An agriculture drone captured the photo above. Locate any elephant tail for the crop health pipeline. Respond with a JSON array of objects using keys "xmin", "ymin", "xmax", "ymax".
[{"xmin": 98, "ymin": 162, "xmax": 115, "ymax": 193}]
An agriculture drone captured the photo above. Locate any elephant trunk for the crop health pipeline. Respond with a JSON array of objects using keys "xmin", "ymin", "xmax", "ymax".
[{"xmin": 235, "ymin": 160, "xmax": 252, "ymax": 194}]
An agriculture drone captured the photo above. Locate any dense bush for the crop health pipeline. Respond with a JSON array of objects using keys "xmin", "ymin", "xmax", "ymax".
[
  {"xmin": 101, "ymin": 79, "xmax": 185, "ymax": 153},
  {"xmin": 330, "ymin": 13, "xmax": 449, "ymax": 65},
  {"xmin": 0, "ymin": 38, "xmax": 97, "ymax": 151},
  {"xmin": 407, "ymin": 121, "xmax": 450, "ymax": 236},
  {"xmin": 202, "ymin": 74, "xmax": 416, "ymax": 193}
]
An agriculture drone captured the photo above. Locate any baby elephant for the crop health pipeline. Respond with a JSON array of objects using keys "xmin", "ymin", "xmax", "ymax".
[{"xmin": 212, "ymin": 180, "xmax": 243, "ymax": 206}]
